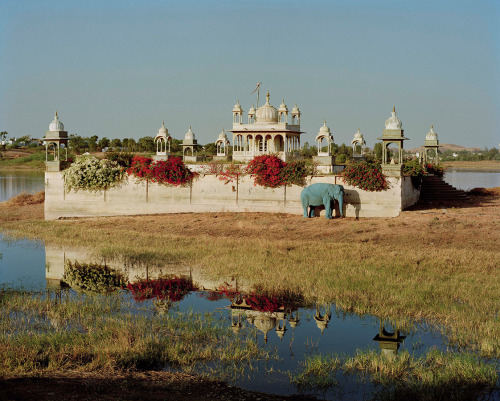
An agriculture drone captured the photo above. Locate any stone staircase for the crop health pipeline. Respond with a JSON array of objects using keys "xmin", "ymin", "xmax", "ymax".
[{"xmin": 419, "ymin": 175, "xmax": 472, "ymax": 204}]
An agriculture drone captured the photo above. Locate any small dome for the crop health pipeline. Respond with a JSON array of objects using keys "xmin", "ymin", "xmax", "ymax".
[
  {"xmin": 353, "ymin": 128, "xmax": 363, "ymax": 139},
  {"xmin": 278, "ymin": 99, "xmax": 288, "ymax": 113},
  {"xmin": 217, "ymin": 129, "xmax": 228, "ymax": 141},
  {"xmin": 184, "ymin": 125, "xmax": 196, "ymax": 140},
  {"xmin": 158, "ymin": 121, "xmax": 168, "ymax": 136},
  {"xmin": 319, "ymin": 120, "xmax": 331, "ymax": 134},
  {"xmin": 256, "ymin": 92, "xmax": 278, "ymax": 122},
  {"xmin": 232, "ymin": 100, "xmax": 243, "ymax": 113},
  {"xmin": 292, "ymin": 104, "xmax": 300, "ymax": 115},
  {"xmin": 426, "ymin": 125, "xmax": 438, "ymax": 140},
  {"xmin": 248, "ymin": 104, "xmax": 256, "ymax": 116},
  {"xmin": 385, "ymin": 106, "xmax": 403, "ymax": 130},
  {"xmin": 49, "ymin": 111, "xmax": 64, "ymax": 131}
]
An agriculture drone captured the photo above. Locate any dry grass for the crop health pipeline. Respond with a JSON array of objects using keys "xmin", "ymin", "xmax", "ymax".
[
  {"xmin": 0, "ymin": 190, "xmax": 499, "ymax": 356},
  {"xmin": 4, "ymin": 191, "xmax": 45, "ymax": 206},
  {"xmin": 442, "ymin": 160, "xmax": 500, "ymax": 171}
]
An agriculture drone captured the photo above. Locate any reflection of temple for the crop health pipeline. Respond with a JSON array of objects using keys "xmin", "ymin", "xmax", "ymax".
[
  {"xmin": 229, "ymin": 299, "xmax": 291, "ymax": 343},
  {"xmin": 230, "ymin": 92, "xmax": 302, "ymax": 162},
  {"xmin": 314, "ymin": 304, "xmax": 332, "ymax": 335},
  {"xmin": 372, "ymin": 324, "xmax": 406, "ymax": 356}
]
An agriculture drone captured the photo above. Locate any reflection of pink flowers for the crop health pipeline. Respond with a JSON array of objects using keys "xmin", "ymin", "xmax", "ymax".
[
  {"xmin": 126, "ymin": 277, "xmax": 197, "ymax": 302},
  {"xmin": 201, "ymin": 285, "xmax": 302, "ymax": 312}
]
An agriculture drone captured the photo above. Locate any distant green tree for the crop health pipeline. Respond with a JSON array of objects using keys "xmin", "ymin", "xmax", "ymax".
[
  {"xmin": 110, "ymin": 138, "xmax": 122, "ymax": 148},
  {"xmin": 69, "ymin": 134, "xmax": 87, "ymax": 153},
  {"xmin": 374, "ymin": 142, "xmax": 383, "ymax": 162},
  {"xmin": 0, "ymin": 131, "xmax": 8, "ymax": 142},
  {"xmin": 203, "ymin": 142, "xmax": 217, "ymax": 155},
  {"xmin": 98, "ymin": 137, "xmax": 110, "ymax": 150},
  {"xmin": 88, "ymin": 135, "xmax": 99, "ymax": 151},
  {"xmin": 138, "ymin": 136, "xmax": 155, "ymax": 152}
]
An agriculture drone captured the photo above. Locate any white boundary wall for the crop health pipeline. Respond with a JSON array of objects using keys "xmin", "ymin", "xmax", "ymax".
[{"xmin": 44, "ymin": 172, "xmax": 420, "ymax": 220}]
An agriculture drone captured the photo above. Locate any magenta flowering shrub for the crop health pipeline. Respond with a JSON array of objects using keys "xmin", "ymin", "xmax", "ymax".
[
  {"xmin": 126, "ymin": 156, "xmax": 196, "ymax": 186},
  {"xmin": 340, "ymin": 160, "xmax": 388, "ymax": 191}
]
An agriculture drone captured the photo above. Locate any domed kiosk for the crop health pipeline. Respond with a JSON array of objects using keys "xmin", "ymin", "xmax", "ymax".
[
  {"xmin": 424, "ymin": 125, "xmax": 440, "ymax": 163},
  {"xmin": 377, "ymin": 106, "xmax": 408, "ymax": 176},
  {"xmin": 230, "ymin": 91, "xmax": 302, "ymax": 162},
  {"xmin": 351, "ymin": 128, "xmax": 366, "ymax": 159},
  {"xmin": 43, "ymin": 111, "xmax": 68, "ymax": 171},
  {"xmin": 153, "ymin": 121, "xmax": 172, "ymax": 161},
  {"xmin": 182, "ymin": 126, "xmax": 204, "ymax": 162}
]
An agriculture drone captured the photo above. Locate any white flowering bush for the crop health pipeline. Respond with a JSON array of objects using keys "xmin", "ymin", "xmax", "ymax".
[{"xmin": 63, "ymin": 155, "xmax": 124, "ymax": 192}]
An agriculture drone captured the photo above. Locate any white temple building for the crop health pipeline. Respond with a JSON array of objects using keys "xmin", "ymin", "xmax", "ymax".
[{"xmin": 230, "ymin": 91, "xmax": 302, "ymax": 162}]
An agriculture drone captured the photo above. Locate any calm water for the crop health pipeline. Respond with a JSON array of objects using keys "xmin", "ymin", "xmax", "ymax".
[
  {"xmin": 444, "ymin": 170, "xmax": 500, "ymax": 191},
  {"xmin": 0, "ymin": 170, "xmax": 45, "ymax": 202}
]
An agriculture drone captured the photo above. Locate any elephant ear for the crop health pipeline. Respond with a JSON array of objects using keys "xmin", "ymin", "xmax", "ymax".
[{"xmin": 332, "ymin": 185, "xmax": 341, "ymax": 196}]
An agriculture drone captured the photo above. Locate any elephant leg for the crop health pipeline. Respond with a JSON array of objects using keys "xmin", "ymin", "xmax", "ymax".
[
  {"xmin": 337, "ymin": 197, "xmax": 344, "ymax": 217},
  {"xmin": 309, "ymin": 206, "xmax": 315, "ymax": 218},
  {"xmin": 324, "ymin": 199, "xmax": 332, "ymax": 219}
]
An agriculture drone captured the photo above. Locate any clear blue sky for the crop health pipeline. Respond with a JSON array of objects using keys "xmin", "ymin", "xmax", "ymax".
[{"xmin": 1, "ymin": 0, "xmax": 499, "ymax": 148}]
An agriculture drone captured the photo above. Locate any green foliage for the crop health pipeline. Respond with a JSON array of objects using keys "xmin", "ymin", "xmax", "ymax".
[
  {"xmin": 106, "ymin": 151, "xmax": 134, "ymax": 168},
  {"xmin": 340, "ymin": 160, "xmax": 388, "ymax": 191},
  {"xmin": 63, "ymin": 155, "xmax": 124, "ymax": 192},
  {"xmin": 373, "ymin": 142, "xmax": 383, "ymax": 162},
  {"xmin": 402, "ymin": 159, "xmax": 426, "ymax": 189},
  {"xmin": 63, "ymin": 260, "xmax": 126, "ymax": 293}
]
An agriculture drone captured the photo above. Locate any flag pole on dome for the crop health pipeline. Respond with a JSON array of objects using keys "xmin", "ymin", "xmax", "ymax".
[{"xmin": 251, "ymin": 82, "xmax": 262, "ymax": 108}]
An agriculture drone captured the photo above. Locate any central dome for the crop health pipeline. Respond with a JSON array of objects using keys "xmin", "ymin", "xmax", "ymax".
[
  {"xmin": 426, "ymin": 125, "xmax": 438, "ymax": 140},
  {"xmin": 256, "ymin": 91, "xmax": 278, "ymax": 123}
]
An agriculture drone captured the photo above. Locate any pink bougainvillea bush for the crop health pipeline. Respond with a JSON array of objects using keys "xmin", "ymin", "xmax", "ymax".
[
  {"xmin": 126, "ymin": 156, "xmax": 196, "ymax": 186},
  {"xmin": 245, "ymin": 155, "xmax": 310, "ymax": 188},
  {"xmin": 339, "ymin": 160, "xmax": 388, "ymax": 192}
]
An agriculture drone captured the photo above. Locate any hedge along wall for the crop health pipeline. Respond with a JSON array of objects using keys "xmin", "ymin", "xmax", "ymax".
[{"xmin": 44, "ymin": 171, "xmax": 418, "ymax": 220}]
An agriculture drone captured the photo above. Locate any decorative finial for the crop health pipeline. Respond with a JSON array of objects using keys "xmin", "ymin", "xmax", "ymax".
[
  {"xmin": 393, "ymin": 105, "xmax": 396, "ymax": 112},
  {"xmin": 55, "ymin": 110, "xmax": 58, "ymax": 117},
  {"xmin": 283, "ymin": 98, "xmax": 285, "ymax": 103},
  {"xmin": 266, "ymin": 91, "xmax": 270, "ymax": 101},
  {"xmin": 189, "ymin": 125, "xmax": 191, "ymax": 129},
  {"xmin": 324, "ymin": 120, "xmax": 326, "ymax": 125},
  {"xmin": 431, "ymin": 124, "xmax": 434, "ymax": 129},
  {"xmin": 162, "ymin": 120, "xmax": 165, "ymax": 126}
]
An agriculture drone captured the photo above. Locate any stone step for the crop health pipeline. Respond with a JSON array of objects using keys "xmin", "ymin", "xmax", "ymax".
[{"xmin": 418, "ymin": 176, "xmax": 472, "ymax": 204}]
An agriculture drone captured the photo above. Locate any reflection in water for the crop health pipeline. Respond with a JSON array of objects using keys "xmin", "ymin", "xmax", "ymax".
[{"xmin": 373, "ymin": 322, "xmax": 406, "ymax": 356}]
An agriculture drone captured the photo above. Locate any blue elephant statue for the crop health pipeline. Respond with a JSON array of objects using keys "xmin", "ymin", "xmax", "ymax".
[{"xmin": 300, "ymin": 183, "xmax": 344, "ymax": 219}]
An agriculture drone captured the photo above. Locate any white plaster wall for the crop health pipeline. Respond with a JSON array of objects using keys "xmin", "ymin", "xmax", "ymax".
[{"xmin": 45, "ymin": 172, "xmax": 418, "ymax": 220}]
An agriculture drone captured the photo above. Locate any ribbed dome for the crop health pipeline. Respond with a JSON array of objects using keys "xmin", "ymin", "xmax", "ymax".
[
  {"xmin": 256, "ymin": 92, "xmax": 278, "ymax": 122},
  {"xmin": 353, "ymin": 128, "xmax": 363, "ymax": 139},
  {"xmin": 292, "ymin": 104, "xmax": 300, "ymax": 115},
  {"xmin": 158, "ymin": 121, "xmax": 168, "ymax": 136},
  {"xmin": 385, "ymin": 106, "xmax": 403, "ymax": 130},
  {"xmin": 184, "ymin": 125, "xmax": 195, "ymax": 140},
  {"xmin": 232, "ymin": 100, "xmax": 243, "ymax": 113},
  {"xmin": 319, "ymin": 120, "xmax": 331, "ymax": 134},
  {"xmin": 254, "ymin": 315, "xmax": 277, "ymax": 334},
  {"xmin": 426, "ymin": 125, "xmax": 438, "ymax": 140},
  {"xmin": 49, "ymin": 111, "xmax": 64, "ymax": 131},
  {"xmin": 217, "ymin": 129, "xmax": 228, "ymax": 141},
  {"xmin": 278, "ymin": 99, "xmax": 288, "ymax": 113},
  {"xmin": 248, "ymin": 104, "xmax": 256, "ymax": 116}
]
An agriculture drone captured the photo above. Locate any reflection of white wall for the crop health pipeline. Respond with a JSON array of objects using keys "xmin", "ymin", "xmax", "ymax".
[
  {"xmin": 45, "ymin": 172, "xmax": 419, "ymax": 220},
  {"xmin": 45, "ymin": 244, "xmax": 252, "ymax": 291}
]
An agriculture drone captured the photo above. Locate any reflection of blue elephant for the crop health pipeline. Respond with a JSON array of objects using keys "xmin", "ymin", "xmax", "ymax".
[{"xmin": 300, "ymin": 183, "xmax": 344, "ymax": 219}]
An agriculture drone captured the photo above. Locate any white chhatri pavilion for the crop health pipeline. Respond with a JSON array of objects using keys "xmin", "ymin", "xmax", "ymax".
[{"xmin": 230, "ymin": 91, "xmax": 302, "ymax": 162}]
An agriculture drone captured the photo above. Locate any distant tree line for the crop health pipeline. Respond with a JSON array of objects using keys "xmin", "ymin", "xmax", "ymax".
[{"xmin": 439, "ymin": 147, "xmax": 500, "ymax": 161}]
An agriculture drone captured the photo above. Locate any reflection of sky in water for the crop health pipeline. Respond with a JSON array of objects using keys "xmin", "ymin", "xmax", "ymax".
[
  {"xmin": 0, "ymin": 171, "xmax": 45, "ymax": 202},
  {"xmin": 444, "ymin": 171, "xmax": 500, "ymax": 191},
  {"xmin": 0, "ymin": 235, "xmax": 46, "ymax": 290}
]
